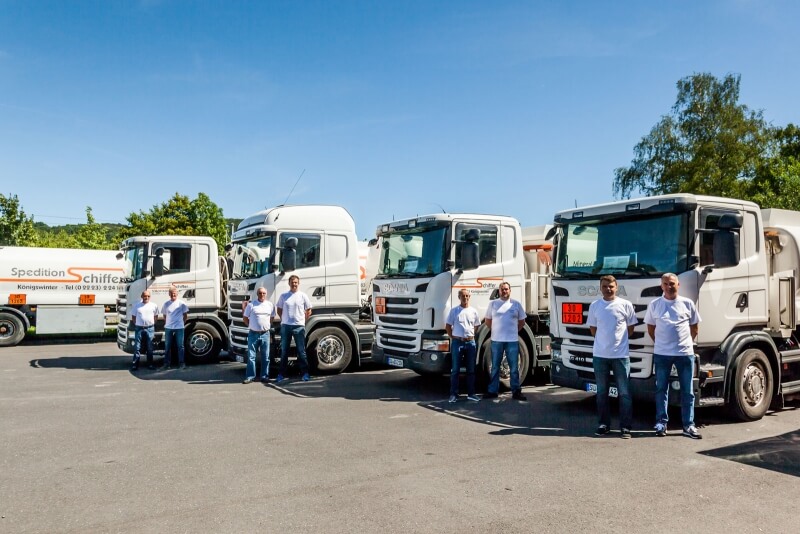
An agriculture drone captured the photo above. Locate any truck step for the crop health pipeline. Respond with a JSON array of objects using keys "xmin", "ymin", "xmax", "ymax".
[
  {"xmin": 781, "ymin": 351, "xmax": 800, "ymax": 364},
  {"xmin": 781, "ymin": 380, "xmax": 800, "ymax": 395},
  {"xmin": 698, "ymin": 396, "xmax": 725, "ymax": 406}
]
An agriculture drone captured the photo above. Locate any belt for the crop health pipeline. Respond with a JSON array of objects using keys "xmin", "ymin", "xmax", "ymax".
[
  {"xmin": 453, "ymin": 336, "xmax": 474, "ymax": 342},
  {"xmin": 250, "ymin": 330, "xmax": 269, "ymax": 334}
]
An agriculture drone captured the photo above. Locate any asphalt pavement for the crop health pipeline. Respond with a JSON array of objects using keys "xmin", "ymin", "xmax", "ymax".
[{"xmin": 2, "ymin": 339, "xmax": 799, "ymax": 533}]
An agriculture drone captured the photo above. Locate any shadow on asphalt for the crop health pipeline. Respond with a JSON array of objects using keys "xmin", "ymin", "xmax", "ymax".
[{"xmin": 699, "ymin": 427, "xmax": 800, "ymax": 478}]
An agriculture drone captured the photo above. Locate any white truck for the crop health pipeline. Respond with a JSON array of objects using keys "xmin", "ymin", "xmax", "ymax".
[
  {"xmin": 549, "ymin": 193, "xmax": 800, "ymax": 421},
  {"xmin": 226, "ymin": 205, "xmax": 374, "ymax": 373},
  {"xmin": 370, "ymin": 213, "xmax": 553, "ymax": 386},
  {"xmin": 0, "ymin": 246, "xmax": 123, "ymax": 347},
  {"xmin": 116, "ymin": 235, "xmax": 230, "ymax": 363}
]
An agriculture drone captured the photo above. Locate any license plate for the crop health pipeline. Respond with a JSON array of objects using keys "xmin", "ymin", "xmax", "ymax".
[
  {"xmin": 386, "ymin": 357, "xmax": 404, "ymax": 368},
  {"xmin": 586, "ymin": 383, "xmax": 618, "ymax": 397}
]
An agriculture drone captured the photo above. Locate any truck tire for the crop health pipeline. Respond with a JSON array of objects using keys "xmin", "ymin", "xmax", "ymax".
[
  {"xmin": 185, "ymin": 323, "xmax": 222, "ymax": 364},
  {"xmin": 308, "ymin": 326, "xmax": 352, "ymax": 373},
  {"xmin": 729, "ymin": 348, "xmax": 774, "ymax": 421},
  {"xmin": 481, "ymin": 336, "xmax": 530, "ymax": 391},
  {"xmin": 0, "ymin": 312, "xmax": 26, "ymax": 347}
]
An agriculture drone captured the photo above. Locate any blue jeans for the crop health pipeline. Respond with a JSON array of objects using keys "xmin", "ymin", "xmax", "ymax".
[
  {"xmin": 593, "ymin": 357, "xmax": 632, "ymax": 429},
  {"xmin": 488, "ymin": 341, "xmax": 520, "ymax": 394},
  {"xmin": 133, "ymin": 325, "xmax": 154, "ymax": 365},
  {"xmin": 654, "ymin": 354, "xmax": 695, "ymax": 428},
  {"xmin": 450, "ymin": 339, "xmax": 477, "ymax": 396},
  {"xmin": 279, "ymin": 324, "xmax": 308, "ymax": 376},
  {"xmin": 247, "ymin": 330, "xmax": 271, "ymax": 380},
  {"xmin": 164, "ymin": 328, "xmax": 185, "ymax": 366}
]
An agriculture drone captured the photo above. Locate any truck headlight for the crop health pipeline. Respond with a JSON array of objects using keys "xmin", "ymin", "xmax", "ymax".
[
  {"xmin": 551, "ymin": 348, "xmax": 562, "ymax": 362},
  {"xmin": 422, "ymin": 339, "xmax": 450, "ymax": 352}
]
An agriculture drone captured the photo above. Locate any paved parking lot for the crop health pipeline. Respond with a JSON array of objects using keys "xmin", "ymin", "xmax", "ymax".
[{"xmin": 2, "ymin": 340, "xmax": 799, "ymax": 533}]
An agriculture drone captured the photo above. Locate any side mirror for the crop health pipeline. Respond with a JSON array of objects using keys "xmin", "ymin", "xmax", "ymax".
[
  {"xmin": 460, "ymin": 229, "xmax": 480, "ymax": 271},
  {"xmin": 281, "ymin": 237, "xmax": 298, "ymax": 272},
  {"xmin": 711, "ymin": 229, "xmax": 740, "ymax": 269},
  {"xmin": 152, "ymin": 256, "xmax": 164, "ymax": 278}
]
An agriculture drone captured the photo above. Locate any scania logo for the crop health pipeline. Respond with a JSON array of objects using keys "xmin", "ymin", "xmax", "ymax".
[
  {"xmin": 577, "ymin": 285, "xmax": 627, "ymax": 297},
  {"xmin": 381, "ymin": 282, "xmax": 410, "ymax": 294}
]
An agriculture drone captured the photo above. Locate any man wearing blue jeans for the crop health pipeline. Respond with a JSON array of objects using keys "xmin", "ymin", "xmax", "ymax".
[
  {"xmin": 159, "ymin": 286, "xmax": 189, "ymax": 371},
  {"xmin": 587, "ymin": 275, "xmax": 638, "ymax": 438},
  {"xmin": 130, "ymin": 290, "xmax": 158, "ymax": 371},
  {"xmin": 242, "ymin": 286, "xmax": 275, "ymax": 384},
  {"xmin": 446, "ymin": 289, "xmax": 481, "ymax": 403},
  {"xmin": 484, "ymin": 281, "xmax": 527, "ymax": 400},
  {"xmin": 276, "ymin": 275, "xmax": 313, "ymax": 382},
  {"xmin": 645, "ymin": 273, "xmax": 703, "ymax": 439}
]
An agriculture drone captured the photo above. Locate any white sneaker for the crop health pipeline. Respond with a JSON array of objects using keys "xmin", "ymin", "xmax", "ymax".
[
  {"xmin": 448, "ymin": 395, "xmax": 458, "ymax": 403},
  {"xmin": 467, "ymin": 394, "xmax": 481, "ymax": 402}
]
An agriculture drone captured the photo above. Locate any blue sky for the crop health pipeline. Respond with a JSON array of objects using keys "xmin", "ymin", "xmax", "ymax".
[{"xmin": 2, "ymin": 0, "xmax": 799, "ymax": 240}]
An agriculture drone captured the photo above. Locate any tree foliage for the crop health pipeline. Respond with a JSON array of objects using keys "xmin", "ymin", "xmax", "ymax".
[
  {"xmin": 614, "ymin": 73, "xmax": 771, "ymax": 200},
  {"xmin": 116, "ymin": 193, "xmax": 228, "ymax": 254},
  {"xmin": 0, "ymin": 193, "xmax": 38, "ymax": 246}
]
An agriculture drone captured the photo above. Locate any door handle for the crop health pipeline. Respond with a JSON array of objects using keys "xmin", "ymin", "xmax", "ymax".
[
  {"xmin": 312, "ymin": 287, "xmax": 325, "ymax": 297},
  {"xmin": 736, "ymin": 293, "xmax": 748, "ymax": 310}
]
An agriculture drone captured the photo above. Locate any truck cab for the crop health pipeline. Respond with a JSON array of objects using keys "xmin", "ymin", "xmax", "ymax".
[{"xmin": 116, "ymin": 235, "xmax": 229, "ymax": 362}]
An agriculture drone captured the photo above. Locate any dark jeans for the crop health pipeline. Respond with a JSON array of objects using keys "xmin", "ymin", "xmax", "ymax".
[
  {"xmin": 654, "ymin": 354, "xmax": 695, "ymax": 428},
  {"xmin": 450, "ymin": 339, "xmax": 477, "ymax": 396},
  {"xmin": 247, "ymin": 330, "xmax": 271, "ymax": 380},
  {"xmin": 279, "ymin": 324, "xmax": 308, "ymax": 376},
  {"xmin": 593, "ymin": 356, "xmax": 632, "ymax": 429},
  {"xmin": 133, "ymin": 325, "xmax": 154, "ymax": 365},
  {"xmin": 164, "ymin": 328, "xmax": 185, "ymax": 366}
]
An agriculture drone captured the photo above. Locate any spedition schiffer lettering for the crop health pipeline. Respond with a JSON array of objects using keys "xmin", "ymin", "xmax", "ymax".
[{"xmin": 8, "ymin": 268, "xmax": 122, "ymax": 284}]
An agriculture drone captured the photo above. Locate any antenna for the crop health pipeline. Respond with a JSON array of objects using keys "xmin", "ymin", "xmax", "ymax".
[
  {"xmin": 432, "ymin": 203, "xmax": 446, "ymax": 214},
  {"xmin": 284, "ymin": 169, "xmax": 306, "ymax": 205}
]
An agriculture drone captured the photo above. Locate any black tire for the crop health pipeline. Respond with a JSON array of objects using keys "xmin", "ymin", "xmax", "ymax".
[
  {"xmin": 480, "ymin": 336, "xmax": 530, "ymax": 391},
  {"xmin": 184, "ymin": 323, "xmax": 222, "ymax": 364},
  {"xmin": 0, "ymin": 312, "xmax": 26, "ymax": 347},
  {"xmin": 729, "ymin": 348, "xmax": 774, "ymax": 421},
  {"xmin": 308, "ymin": 326, "xmax": 352, "ymax": 373}
]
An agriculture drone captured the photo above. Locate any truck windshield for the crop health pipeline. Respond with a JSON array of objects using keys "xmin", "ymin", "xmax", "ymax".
[
  {"xmin": 122, "ymin": 244, "xmax": 146, "ymax": 281},
  {"xmin": 554, "ymin": 213, "xmax": 691, "ymax": 278},
  {"xmin": 378, "ymin": 225, "xmax": 448, "ymax": 277},
  {"xmin": 230, "ymin": 235, "xmax": 275, "ymax": 279}
]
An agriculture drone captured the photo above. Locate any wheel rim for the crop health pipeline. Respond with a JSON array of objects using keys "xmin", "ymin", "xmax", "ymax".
[
  {"xmin": 742, "ymin": 362, "xmax": 767, "ymax": 407},
  {"xmin": 189, "ymin": 331, "xmax": 213, "ymax": 358},
  {"xmin": 0, "ymin": 319, "xmax": 18, "ymax": 340},
  {"xmin": 316, "ymin": 335, "xmax": 345, "ymax": 365}
]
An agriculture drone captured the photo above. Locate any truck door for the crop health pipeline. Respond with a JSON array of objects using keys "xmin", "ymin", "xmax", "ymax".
[
  {"xmin": 452, "ymin": 222, "xmax": 502, "ymax": 321},
  {"xmin": 149, "ymin": 242, "xmax": 196, "ymax": 308},
  {"xmin": 276, "ymin": 232, "xmax": 326, "ymax": 310},
  {"xmin": 325, "ymin": 233, "xmax": 360, "ymax": 312},
  {"xmin": 696, "ymin": 207, "xmax": 756, "ymax": 344}
]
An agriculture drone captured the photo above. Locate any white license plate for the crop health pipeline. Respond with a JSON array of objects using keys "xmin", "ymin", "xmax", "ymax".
[
  {"xmin": 386, "ymin": 357, "xmax": 404, "ymax": 368},
  {"xmin": 586, "ymin": 383, "xmax": 618, "ymax": 397}
]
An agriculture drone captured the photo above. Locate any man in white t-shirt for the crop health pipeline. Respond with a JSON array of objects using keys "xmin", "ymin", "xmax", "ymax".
[
  {"xmin": 276, "ymin": 275, "xmax": 313, "ymax": 382},
  {"xmin": 242, "ymin": 286, "xmax": 275, "ymax": 384},
  {"xmin": 587, "ymin": 275, "xmax": 638, "ymax": 438},
  {"xmin": 484, "ymin": 281, "xmax": 527, "ymax": 400},
  {"xmin": 129, "ymin": 290, "xmax": 159, "ymax": 371},
  {"xmin": 446, "ymin": 289, "xmax": 482, "ymax": 403},
  {"xmin": 159, "ymin": 286, "xmax": 190, "ymax": 371},
  {"xmin": 644, "ymin": 273, "xmax": 703, "ymax": 439}
]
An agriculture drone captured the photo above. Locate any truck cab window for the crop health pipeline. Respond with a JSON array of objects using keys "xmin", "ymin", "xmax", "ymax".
[
  {"xmin": 281, "ymin": 233, "xmax": 321, "ymax": 269},
  {"xmin": 454, "ymin": 223, "xmax": 498, "ymax": 268}
]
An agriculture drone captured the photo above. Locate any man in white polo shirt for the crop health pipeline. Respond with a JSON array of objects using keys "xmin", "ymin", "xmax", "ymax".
[
  {"xmin": 242, "ymin": 286, "xmax": 275, "ymax": 384},
  {"xmin": 276, "ymin": 275, "xmax": 313, "ymax": 382},
  {"xmin": 129, "ymin": 290, "xmax": 159, "ymax": 371}
]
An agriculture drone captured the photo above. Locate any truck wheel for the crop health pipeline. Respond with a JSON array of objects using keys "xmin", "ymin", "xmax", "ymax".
[
  {"xmin": 729, "ymin": 348, "xmax": 773, "ymax": 421},
  {"xmin": 309, "ymin": 326, "xmax": 352, "ymax": 373},
  {"xmin": 185, "ymin": 323, "xmax": 222, "ymax": 363},
  {"xmin": 0, "ymin": 312, "xmax": 26, "ymax": 347},
  {"xmin": 481, "ymin": 337, "xmax": 530, "ymax": 390}
]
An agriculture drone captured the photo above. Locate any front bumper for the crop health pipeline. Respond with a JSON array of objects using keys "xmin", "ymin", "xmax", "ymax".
[{"xmin": 371, "ymin": 344, "xmax": 450, "ymax": 374}]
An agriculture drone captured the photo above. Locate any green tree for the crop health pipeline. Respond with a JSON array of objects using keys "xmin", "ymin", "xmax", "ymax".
[
  {"xmin": 74, "ymin": 207, "xmax": 115, "ymax": 249},
  {"xmin": 614, "ymin": 73, "xmax": 771, "ymax": 200},
  {"xmin": 117, "ymin": 193, "xmax": 228, "ymax": 253},
  {"xmin": 0, "ymin": 193, "xmax": 38, "ymax": 246},
  {"xmin": 744, "ymin": 123, "xmax": 800, "ymax": 210}
]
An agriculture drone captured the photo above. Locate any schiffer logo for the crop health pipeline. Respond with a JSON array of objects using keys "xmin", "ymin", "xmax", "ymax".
[
  {"xmin": 4, "ymin": 267, "xmax": 123, "ymax": 284},
  {"xmin": 578, "ymin": 285, "xmax": 627, "ymax": 297}
]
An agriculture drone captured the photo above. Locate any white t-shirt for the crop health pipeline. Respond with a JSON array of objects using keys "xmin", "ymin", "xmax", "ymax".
[
  {"xmin": 446, "ymin": 305, "xmax": 481, "ymax": 339},
  {"xmin": 587, "ymin": 297, "xmax": 638, "ymax": 358},
  {"xmin": 131, "ymin": 300, "xmax": 159, "ymax": 327},
  {"xmin": 485, "ymin": 298, "xmax": 527, "ymax": 342},
  {"xmin": 644, "ymin": 295, "xmax": 701, "ymax": 356},
  {"xmin": 244, "ymin": 299, "xmax": 276, "ymax": 331},
  {"xmin": 161, "ymin": 299, "xmax": 189, "ymax": 329},
  {"xmin": 277, "ymin": 290, "xmax": 312, "ymax": 326}
]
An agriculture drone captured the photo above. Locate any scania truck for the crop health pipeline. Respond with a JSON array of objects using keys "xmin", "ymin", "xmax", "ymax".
[
  {"xmin": 549, "ymin": 193, "xmax": 800, "ymax": 421},
  {"xmin": 226, "ymin": 205, "xmax": 374, "ymax": 374},
  {"xmin": 371, "ymin": 213, "xmax": 553, "ymax": 387},
  {"xmin": 0, "ymin": 246, "xmax": 123, "ymax": 347},
  {"xmin": 116, "ymin": 235, "xmax": 230, "ymax": 363}
]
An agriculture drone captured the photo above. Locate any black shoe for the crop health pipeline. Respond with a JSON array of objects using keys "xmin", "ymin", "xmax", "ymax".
[
  {"xmin": 260, "ymin": 376, "xmax": 270, "ymax": 383},
  {"xmin": 620, "ymin": 428, "xmax": 632, "ymax": 439},
  {"xmin": 483, "ymin": 392, "xmax": 498, "ymax": 399},
  {"xmin": 242, "ymin": 377, "xmax": 254, "ymax": 384},
  {"xmin": 512, "ymin": 391, "xmax": 527, "ymax": 401},
  {"xmin": 594, "ymin": 424, "xmax": 610, "ymax": 436}
]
